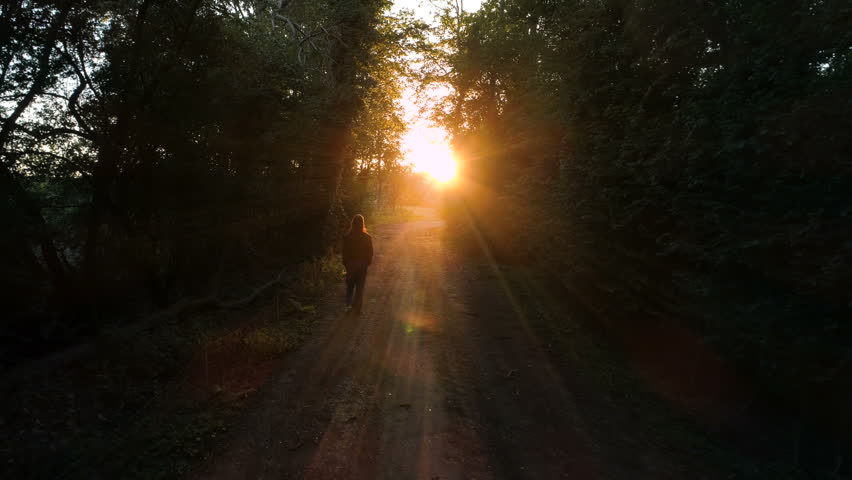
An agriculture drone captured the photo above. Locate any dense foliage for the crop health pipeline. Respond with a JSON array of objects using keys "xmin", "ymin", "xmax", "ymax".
[
  {"xmin": 428, "ymin": 0, "xmax": 851, "ymax": 471},
  {"xmin": 0, "ymin": 0, "xmax": 417, "ymax": 361},
  {"xmin": 3, "ymin": 0, "xmax": 851, "ymax": 474}
]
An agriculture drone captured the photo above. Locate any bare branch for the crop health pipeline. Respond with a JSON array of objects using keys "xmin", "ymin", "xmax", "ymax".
[
  {"xmin": 76, "ymin": 42, "xmax": 104, "ymax": 104},
  {"xmin": 58, "ymin": 43, "xmax": 95, "ymax": 134},
  {"xmin": 9, "ymin": 148, "xmax": 92, "ymax": 178},
  {"xmin": 17, "ymin": 125, "xmax": 96, "ymax": 142}
]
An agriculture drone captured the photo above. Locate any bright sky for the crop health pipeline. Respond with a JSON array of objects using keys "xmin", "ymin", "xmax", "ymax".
[{"xmin": 390, "ymin": 0, "xmax": 483, "ymax": 181}]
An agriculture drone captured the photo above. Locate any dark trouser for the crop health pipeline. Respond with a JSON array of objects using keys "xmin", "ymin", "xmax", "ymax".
[{"xmin": 345, "ymin": 267, "xmax": 368, "ymax": 313}]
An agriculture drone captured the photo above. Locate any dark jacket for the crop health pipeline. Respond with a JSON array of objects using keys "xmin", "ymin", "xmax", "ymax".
[{"xmin": 342, "ymin": 231, "xmax": 373, "ymax": 272}]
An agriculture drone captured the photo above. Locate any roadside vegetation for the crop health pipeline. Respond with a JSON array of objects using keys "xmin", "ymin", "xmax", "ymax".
[
  {"xmin": 1, "ymin": 0, "xmax": 425, "ymax": 366},
  {"xmin": 1, "ymin": 1, "xmax": 422, "ymax": 476},
  {"xmin": 1, "ymin": 254, "xmax": 342, "ymax": 479},
  {"xmin": 430, "ymin": 0, "xmax": 850, "ymax": 476},
  {"xmin": 2, "ymin": 0, "xmax": 848, "ymax": 477}
]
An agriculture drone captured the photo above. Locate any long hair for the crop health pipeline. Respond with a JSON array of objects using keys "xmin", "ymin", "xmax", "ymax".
[{"xmin": 347, "ymin": 214, "xmax": 366, "ymax": 236}]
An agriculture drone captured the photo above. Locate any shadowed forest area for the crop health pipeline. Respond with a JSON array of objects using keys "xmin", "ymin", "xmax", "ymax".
[
  {"xmin": 1, "ymin": 0, "xmax": 427, "ymax": 358},
  {"xmin": 1, "ymin": 0, "xmax": 851, "ymax": 478},
  {"xmin": 433, "ymin": 0, "xmax": 851, "ymax": 475}
]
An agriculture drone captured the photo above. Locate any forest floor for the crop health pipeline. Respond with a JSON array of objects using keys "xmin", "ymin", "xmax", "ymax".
[{"xmin": 190, "ymin": 208, "xmax": 797, "ymax": 480}]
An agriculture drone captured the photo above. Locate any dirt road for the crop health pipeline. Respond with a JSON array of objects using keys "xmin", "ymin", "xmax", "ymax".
[{"xmin": 191, "ymin": 213, "xmax": 728, "ymax": 480}]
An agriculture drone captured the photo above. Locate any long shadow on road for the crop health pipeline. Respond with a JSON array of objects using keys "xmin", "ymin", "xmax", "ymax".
[{"xmin": 193, "ymin": 216, "xmax": 778, "ymax": 480}]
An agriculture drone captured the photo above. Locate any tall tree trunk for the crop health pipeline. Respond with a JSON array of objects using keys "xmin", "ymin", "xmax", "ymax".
[
  {"xmin": 0, "ymin": 1, "xmax": 71, "ymax": 148},
  {"xmin": 0, "ymin": 168, "xmax": 69, "ymax": 296},
  {"xmin": 82, "ymin": 0, "xmax": 203, "ymax": 299},
  {"xmin": 0, "ymin": 2, "xmax": 72, "ymax": 298},
  {"xmin": 315, "ymin": 1, "xmax": 381, "ymax": 245},
  {"xmin": 376, "ymin": 157, "xmax": 384, "ymax": 209}
]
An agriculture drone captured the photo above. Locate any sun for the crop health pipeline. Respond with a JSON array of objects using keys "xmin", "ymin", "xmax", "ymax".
[{"xmin": 404, "ymin": 136, "xmax": 458, "ymax": 183}]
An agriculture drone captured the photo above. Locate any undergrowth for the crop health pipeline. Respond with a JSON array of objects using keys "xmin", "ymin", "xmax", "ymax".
[
  {"xmin": 1, "ymin": 254, "xmax": 344, "ymax": 479},
  {"xmin": 483, "ymin": 262, "xmax": 806, "ymax": 479},
  {"xmin": 371, "ymin": 206, "xmax": 424, "ymax": 226}
]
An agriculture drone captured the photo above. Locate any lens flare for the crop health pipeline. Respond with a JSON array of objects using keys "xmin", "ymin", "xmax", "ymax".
[{"xmin": 405, "ymin": 140, "xmax": 457, "ymax": 183}]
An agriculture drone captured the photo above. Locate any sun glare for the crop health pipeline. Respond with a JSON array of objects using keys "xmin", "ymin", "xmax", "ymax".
[
  {"xmin": 410, "ymin": 142, "xmax": 457, "ymax": 182},
  {"xmin": 403, "ymin": 130, "xmax": 458, "ymax": 183}
]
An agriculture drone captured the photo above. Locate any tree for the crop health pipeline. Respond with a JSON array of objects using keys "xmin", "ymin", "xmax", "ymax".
[
  {"xmin": 428, "ymin": 0, "xmax": 852, "ymax": 467},
  {"xmin": 0, "ymin": 0, "xmax": 419, "ymax": 350},
  {"xmin": 1, "ymin": 1, "xmax": 75, "ymax": 300}
]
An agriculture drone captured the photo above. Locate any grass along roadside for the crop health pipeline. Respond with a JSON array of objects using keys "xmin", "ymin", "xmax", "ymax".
[
  {"xmin": 1, "ymin": 255, "xmax": 345, "ymax": 479},
  {"xmin": 370, "ymin": 205, "xmax": 425, "ymax": 226}
]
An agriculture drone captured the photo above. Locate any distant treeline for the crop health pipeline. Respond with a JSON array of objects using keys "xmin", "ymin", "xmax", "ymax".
[
  {"xmin": 428, "ymin": 0, "xmax": 851, "ymax": 471},
  {"xmin": 0, "ymin": 0, "xmax": 419, "ymax": 363}
]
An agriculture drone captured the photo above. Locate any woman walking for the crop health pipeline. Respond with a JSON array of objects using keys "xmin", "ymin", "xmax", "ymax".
[{"xmin": 342, "ymin": 214, "xmax": 373, "ymax": 315}]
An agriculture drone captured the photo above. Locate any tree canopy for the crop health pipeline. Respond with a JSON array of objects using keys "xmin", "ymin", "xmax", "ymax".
[
  {"xmin": 1, "ymin": 0, "xmax": 421, "ymax": 358},
  {"xmin": 2, "ymin": 0, "xmax": 850, "ymax": 472},
  {"xmin": 427, "ymin": 0, "xmax": 851, "ymax": 466}
]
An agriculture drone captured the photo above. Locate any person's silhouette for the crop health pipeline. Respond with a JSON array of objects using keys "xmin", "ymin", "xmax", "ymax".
[{"xmin": 342, "ymin": 214, "xmax": 373, "ymax": 315}]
